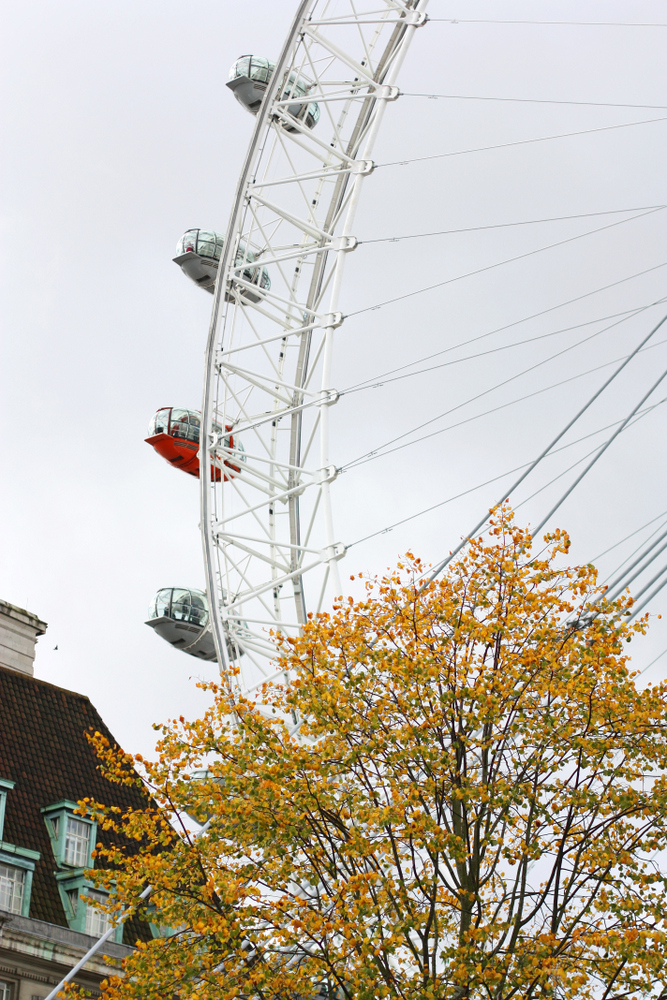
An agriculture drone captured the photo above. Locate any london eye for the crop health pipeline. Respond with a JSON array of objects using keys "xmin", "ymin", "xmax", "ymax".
[
  {"xmin": 148, "ymin": 0, "xmax": 430, "ymax": 694},
  {"xmin": 144, "ymin": 0, "xmax": 667, "ymax": 697}
]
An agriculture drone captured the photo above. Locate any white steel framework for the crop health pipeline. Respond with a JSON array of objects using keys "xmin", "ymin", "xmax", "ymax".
[{"xmin": 201, "ymin": 0, "xmax": 429, "ymax": 691}]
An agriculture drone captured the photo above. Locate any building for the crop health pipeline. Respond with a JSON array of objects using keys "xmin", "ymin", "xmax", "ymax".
[{"xmin": 0, "ymin": 601, "xmax": 150, "ymax": 1000}]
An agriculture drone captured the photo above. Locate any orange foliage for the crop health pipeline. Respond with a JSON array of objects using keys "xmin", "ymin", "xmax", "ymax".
[{"xmin": 77, "ymin": 508, "xmax": 667, "ymax": 1000}]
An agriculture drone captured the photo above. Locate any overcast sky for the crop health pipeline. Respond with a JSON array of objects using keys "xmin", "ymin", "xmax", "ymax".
[{"xmin": 2, "ymin": 0, "xmax": 667, "ymax": 757}]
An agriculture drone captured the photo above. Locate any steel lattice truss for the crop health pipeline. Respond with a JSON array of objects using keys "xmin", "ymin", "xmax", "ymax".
[{"xmin": 201, "ymin": 0, "xmax": 428, "ymax": 692}]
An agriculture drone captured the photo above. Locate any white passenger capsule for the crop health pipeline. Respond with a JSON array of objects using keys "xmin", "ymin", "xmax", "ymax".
[
  {"xmin": 145, "ymin": 588, "xmax": 246, "ymax": 662},
  {"xmin": 173, "ymin": 228, "xmax": 270, "ymax": 302},
  {"xmin": 145, "ymin": 588, "xmax": 217, "ymax": 660},
  {"xmin": 226, "ymin": 55, "xmax": 320, "ymax": 131}
]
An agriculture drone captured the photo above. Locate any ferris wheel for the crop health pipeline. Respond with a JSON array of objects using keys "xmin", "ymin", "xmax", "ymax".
[
  {"xmin": 143, "ymin": 0, "xmax": 667, "ymax": 690},
  {"xmin": 181, "ymin": 0, "xmax": 430, "ymax": 693}
]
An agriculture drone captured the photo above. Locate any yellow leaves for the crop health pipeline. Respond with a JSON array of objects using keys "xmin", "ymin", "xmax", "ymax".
[{"xmin": 82, "ymin": 505, "xmax": 667, "ymax": 1000}]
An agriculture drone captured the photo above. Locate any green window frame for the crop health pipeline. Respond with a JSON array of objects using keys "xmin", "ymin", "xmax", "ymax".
[
  {"xmin": 54, "ymin": 871, "xmax": 123, "ymax": 943},
  {"xmin": 0, "ymin": 780, "xmax": 39, "ymax": 917},
  {"xmin": 0, "ymin": 847, "xmax": 38, "ymax": 917},
  {"xmin": 41, "ymin": 801, "xmax": 97, "ymax": 870},
  {"xmin": 0, "ymin": 779, "xmax": 15, "ymax": 841}
]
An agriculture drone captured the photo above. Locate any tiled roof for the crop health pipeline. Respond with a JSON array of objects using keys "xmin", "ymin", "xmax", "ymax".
[{"xmin": 0, "ymin": 665, "xmax": 151, "ymax": 942}]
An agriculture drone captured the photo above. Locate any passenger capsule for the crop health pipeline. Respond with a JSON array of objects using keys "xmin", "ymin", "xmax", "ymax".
[
  {"xmin": 173, "ymin": 228, "xmax": 270, "ymax": 302},
  {"xmin": 145, "ymin": 407, "xmax": 245, "ymax": 481},
  {"xmin": 145, "ymin": 588, "xmax": 215, "ymax": 660},
  {"xmin": 226, "ymin": 55, "xmax": 320, "ymax": 131},
  {"xmin": 145, "ymin": 588, "xmax": 244, "ymax": 662}
]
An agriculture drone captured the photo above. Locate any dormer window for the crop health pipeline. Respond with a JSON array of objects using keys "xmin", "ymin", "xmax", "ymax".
[
  {"xmin": 0, "ymin": 777, "xmax": 38, "ymax": 917},
  {"xmin": 62, "ymin": 885, "xmax": 113, "ymax": 937},
  {"xmin": 41, "ymin": 800, "xmax": 122, "ymax": 942},
  {"xmin": 41, "ymin": 801, "xmax": 96, "ymax": 870},
  {"xmin": 56, "ymin": 876, "xmax": 120, "ymax": 942}
]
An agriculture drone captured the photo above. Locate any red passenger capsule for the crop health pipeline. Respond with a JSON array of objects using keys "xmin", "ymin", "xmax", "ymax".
[{"xmin": 145, "ymin": 407, "xmax": 245, "ymax": 481}]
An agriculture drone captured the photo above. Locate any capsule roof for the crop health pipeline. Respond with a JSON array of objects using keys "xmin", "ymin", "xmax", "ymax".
[
  {"xmin": 228, "ymin": 55, "xmax": 275, "ymax": 87},
  {"xmin": 148, "ymin": 587, "xmax": 209, "ymax": 627},
  {"xmin": 175, "ymin": 229, "xmax": 224, "ymax": 262},
  {"xmin": 148, "ymin": 407, "xmax": 202, "ymax": 441}
]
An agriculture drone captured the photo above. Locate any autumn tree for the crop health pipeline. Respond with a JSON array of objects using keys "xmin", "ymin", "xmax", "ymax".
[{"xmin": 83, "ymin": 508, "xmax": 667, "ymax": 1000}]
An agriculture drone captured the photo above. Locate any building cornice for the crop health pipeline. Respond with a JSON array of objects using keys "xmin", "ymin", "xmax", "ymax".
[
  {"xmin": 0, "ymin": 603, "xmax": 47, "ymax": 637},
  {"xmin": 0, "ymin": 909, "xmax": 132, "ymax": 977}
]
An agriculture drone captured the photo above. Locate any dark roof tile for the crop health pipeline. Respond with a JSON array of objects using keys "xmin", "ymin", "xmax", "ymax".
[{"xmin": 0, "ymin": 666, "xmax": 151, "ymax": 941}]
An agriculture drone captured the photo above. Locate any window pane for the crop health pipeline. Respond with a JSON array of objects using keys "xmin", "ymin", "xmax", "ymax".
[
  {"xmin": 148, "ymin": 408, "xmax": 170, "ymax": 437},
  {"xmin": 150, "ymin": 589, "xmax": 170, "ymax": 619},
  {"xmin": 66, "ymin": 888, "xmax": 79, "ymax": 917},
  {"xmin": 195, "ymin": 231, "xmax": 223, "ymax": 261},
  {"xmin": 189, "ymin": 593, "xmax": 207, "ymax": 626},
  {"xmin": 229, "ymin": 56, "xmax": 250, "ymax": 80},
  {"xmin": 248, "ymin": 57, "xmax": 274, "ymax": 84},
  {"xmin": 180, "ymin": 414, "xmax": 200, "ymax": 444},
  {"xmin": 171, "ymin": 589, "xmax": 191, "ymax": 621},
  {"xmin": 85, "ymin": 891, "xmax": 111, "ymax": 937},
  {"xmin": 64, "ymin": 817, "xmax": 90, "ymax": 867},
  {"xmin": 170, "ymin": 410, "xmax": 198, "ymax": 443},
  {"xmin": 0, "ymin": 864, "xmax": 25, "ymax": 914},
  {"xmin": 0, "ymin": 981, "xmax": 12, "ymax": 1000},
  {"xmin": 175, "ymin": 230, "xmax": 198, "ymax": 256},
  {"xmin": 153, "ymin": 589, "xmax": 172, "ymax": 619}
]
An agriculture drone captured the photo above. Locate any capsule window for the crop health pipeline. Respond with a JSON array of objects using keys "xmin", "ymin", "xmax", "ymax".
[
  {"xmin": 250, "ymin": 57, "xmax": 274, "ymax": 84},
  {"xmin": 175, "ymin": 229, "xmax": 224, "ymax": 261},
  {"xmin": 284, "ymin": 71, "xmax": 309, "ymax": 99},
  {"xmin": 168, "ymin": 589, "xmax": 209, "ymax": 627},
  {"xmin": 230, "ymin": 56, "xmax": 251, "ymax": 80},
  {"xmin": 153, "ymin": 589, "xmax": 172, "ymax": 620},
  {"xmin": 175, "ymin": 230, "xmax": 199, "ymax": 256},
  {"xmin": 171, "ymin": 589, "xmax": 192, "ymax": 622},
  {"xmin": 169, "ymin": 409, "xmax": 200, "ymax": 444},
  {"xmin": 229, "ymin": 56, "xmax": 275, "ymax": 84},
  {"xmin": 189, "ymin": 593, "xmax": 208, "ymax": 626},
  {"xmin": 148, "ymin": 408, "xmax": 171, "ymax": 437},
  {"xmin": 196, "ymin": 231, "xmax": 224, "ymax": 261},
  {"xmin": 234, "ymin": 242, "xmax": 271, "ymax": 292}
]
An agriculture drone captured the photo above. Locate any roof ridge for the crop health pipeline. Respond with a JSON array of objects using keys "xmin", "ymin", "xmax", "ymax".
[{"xmin": 0, "ymin": 663, "xmax": 93, "ymax": 702}]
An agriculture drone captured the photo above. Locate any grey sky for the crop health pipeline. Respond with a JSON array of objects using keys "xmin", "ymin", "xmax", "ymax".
[{"xmin": 2, "ymin": 0, "xmax": 666, "ymax": 757}]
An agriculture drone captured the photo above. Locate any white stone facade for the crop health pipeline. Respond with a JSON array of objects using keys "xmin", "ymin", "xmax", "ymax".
[
  {"xmin": 0, "ymin": 910, "xmax": 131, "ymax": 999},
  {"xmin": 0, "ymin": 604, "xmax": 47, "ymax": 677}
]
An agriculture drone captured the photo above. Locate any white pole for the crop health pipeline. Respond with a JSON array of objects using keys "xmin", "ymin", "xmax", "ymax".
[
  {"xmin": 43, "ymin": 885, "xmax": 152, "ymax": 1000},
  {"xmin": 43, "ymin": 819, "xmax": 212, "ymax": 1000}
]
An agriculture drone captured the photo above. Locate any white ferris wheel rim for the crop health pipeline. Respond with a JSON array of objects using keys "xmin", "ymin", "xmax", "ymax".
[{"xmin": 200, "ymin": 0, "xmax": 429, "ymax": 696}]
